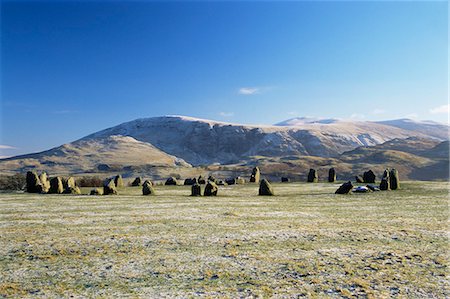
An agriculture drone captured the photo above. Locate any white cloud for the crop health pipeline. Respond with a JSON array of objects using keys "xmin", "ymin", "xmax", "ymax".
[
  {"xmin": 238, "ymin": 87, "xmax": 260, "ymax": 95},
  {"xmin": 372, "ymin": 108, "xmax": 385, "ymax": 115},
  {"xmin": 404, "ymin": 113, "xmax": 418, "ymax": 119},
  {"xmin": 350, "ymin": 113, "xmax": 365, "ymax": 120},
  {"xmin": 219, "ymin": 112, "xmax": 234, "ymax": 117},
  {"xmin": 0, "ymin": 145, "xmax": 16, "ymax": 150},
  {"xmin": 429, "ymin": 104, "xmax": 449, "ymax": 114},
  {"xmin": 0, "ymin": 156, "xmax": 11, "ymax": 159}
]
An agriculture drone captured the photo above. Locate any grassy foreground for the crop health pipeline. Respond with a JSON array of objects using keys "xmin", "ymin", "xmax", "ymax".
[{"xmin": 0, "ymin": 181, "xmax": 448, "ymax": 298}]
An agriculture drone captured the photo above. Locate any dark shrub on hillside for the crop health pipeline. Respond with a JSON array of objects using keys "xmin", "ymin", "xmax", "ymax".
[
  {"xmin": 76, "ymin": 176, "xmax": 103, "ymax": 187},
  {"xmin": 0, "ymin": 174, "xmax": 26, "ymax": 191}
]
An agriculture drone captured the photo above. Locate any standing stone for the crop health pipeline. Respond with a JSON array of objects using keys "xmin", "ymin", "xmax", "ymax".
[
  {"xmin": 389, "ymin": 169, "xmax": 400, "ymax": 190},
  {"xmin": 49, "ymin": 177, "xmax": 64, "ymax": 194},
  {"xmin": 281, "ymin": 177, "xmax": 290, "ymax": 183},
  {"xmin": 184, "ymin": 178, "xmax": 197, "ymax": 185},
  {"xmin": 142, "ymin": 180, "xmax": 155, "ymax": 195},
  {"xmin": 64, "ymin": 186, "xmax": 81, "ymax": 194},
  {"xmin": 63, "ymin": 177, "xmax": 79, "ymax": 194},
  {"xmin": 197, "ymin": 176, "xmax": 206, "ymax": 184},
  {"xmin": 355, "ymin": 175, "xmax": 364, "ymax": 183},
  {"xmin": 235, "ymin": 177, "xmax": 246, "ymax": 184},
  {"xmin": 191, "ymin": 183, "xmax": 202, "ymax": 196},
  {"xmin": 103, "ymin": 178, "xmax": 117, "ymax": 195},
  {"xmin": 250, "ymin": 167, "xmax": 260, "ymax": 183},
  {"xmin": 90, "ymin": 188, "xmax": 103, "ymax": 195},
  {"xmin": 307, "ymin": 169, "xmax": 318, "ymax": 183},
  {"xmin": 335, "ymin": 181, "xmax": 353, "ymax": 194},
  {"xmin": 380, "ymin": 177, "xmax": 390, "ymax": 191},
  {"xmin": 363, "ymin": 170, "xmax": 376, "ymax": 183},
  {"xmin": 64, "ymin": 177, "xmax": 76, "ymax": 189},
  {"xmin": 26, "ymin": 171, "xmax": 42, "ymax": 193},
  {"xmin": 328, "ymin": 168, "xmax": 336, "ymax": 183},
  {"xmin": 131, "ymin": 177, "xmax": 143, "ymax": 186},
  {"xmin": 39, "ymin": 172, "xmax": 50, "ymax": 193},
  {"xmin": 165, "ymin": 177, "xmax": 178, "ymax": 185},
  {"xmin": 114, "ymin": 175, "xmax": 124, "ymax": 188},
  {"xmin": 225, "ymin": 178, "xmax": 236, "ymax": 185},
  {"xmin": 207, "ymin": 175, "xmax": 217, "ymax": 183},
  {"xmin": 259, "ymin": 179, "xmax": 274, "ymax": 196},
  {"xmin": 204, "ymin": 182, "xmax": 218, "ymax": 196}
]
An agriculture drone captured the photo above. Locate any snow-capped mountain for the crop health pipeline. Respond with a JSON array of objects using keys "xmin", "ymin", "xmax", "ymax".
[{"xmin": 0, "ymin": 115, "xmax": 448, "ymax": 177}]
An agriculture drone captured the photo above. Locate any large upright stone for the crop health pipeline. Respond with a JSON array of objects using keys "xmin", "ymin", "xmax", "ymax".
[
  {"xmin": 184, "ymin": 178, "xmax": 197, "ymax": 185},
  {"xmin": 204, "ymin": 182, "xmax": 218, "ymax": 196},
  {"xmin": 64, "ymin": 185, "xmax": 81, "ymax": 194},
  {"xmin": 307, "ymin": 169, "xmax": 318, "ymax": 183},
  {"xmin": 380, "ymin": 177, "xmax": 390, "ymax": 191},
  {"xmin": 259, "ymin": 179, "xmax": 274, "ymax": 196},
  {"xmin": 235, "ymin": 177, "xmax": 246, "ymax": 184},
  {"xmin": 363, "ymin": 170, "xmax": 376, "ymax": 183},
  {"xmin": 165, "ymin": 177, "xmax": 178, "ymax": 185},
  {"xmin": 131, "ymin": 177, "xmax": 143, "ymax": 187},
  {"xmin": 207, "ymin": 175, "xmax": 217, "ymax": 183},
  {"xmin": 64, "ymin": 177, "xmax": 76, "ymax": 189},
  {"xmin": 49, "ymin": 177, "xmax": 64, "ymax": 194},
  {"xmin": 26, "ymin": 171, "xmax": 42, "ymax": 193},
  {"xmin": 379, "ymin": 169, "xmax": 390, "ymax": 191},
  {"xmin": 62, "ymin": 177, "xmax": 79, "ymax": 194},
  {"xmin": 197, "ymin": 176, "xmax": 206, "ymax": 184},
  {"xmin": 250, "ymin": 167, "xmax": 260, "ymax": 183},
  {"xmin": 355, "ymin": 175, "xmax": 364, "ymax": 183},
  {"xmin": 328, "ymin": 168, "xmax": 336, "ymax": 183},
  {"xmin": 389, "ymin": 169, "xmax": 400, "ymax": 190},
  {"xmin": 191, "ymin": 183, "xmax": 202, "ymax": 196},
  {"xmin": 90, "ymin": 188, "xmax": 103, "ymax": 195},
  {"xmin": 142, "ymin": 180, "xmax": 155, "ymax": 195},
  {"xmin": 114, "ymin": 175, "xmax": 124, "ymax": 188},
  {"xmin": 103, "ymin": 178, "xmax": 117, "ymax": 195},
  {"xmin": 39, "ymin": 172, "xmax": 50, "ymax": 193},
  {"xmin": 335, "ymin": 181, "xmax": 353, "ymax": 194}
]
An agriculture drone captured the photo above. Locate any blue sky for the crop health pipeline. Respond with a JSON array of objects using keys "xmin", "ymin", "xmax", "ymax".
[{"xmin": 1, "ymin": 1, "xmax": 448, "ymax": 157}]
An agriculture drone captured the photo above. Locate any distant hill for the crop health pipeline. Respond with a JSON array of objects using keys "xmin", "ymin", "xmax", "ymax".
[{"xmin": 0, "ymin": 116, "xmax": 448, "ymax": 180}]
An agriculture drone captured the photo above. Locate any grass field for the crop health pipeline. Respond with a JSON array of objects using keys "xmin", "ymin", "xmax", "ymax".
[{"xmin": 0, "ymin": 181, "xmax": 448, "ymax": 298}]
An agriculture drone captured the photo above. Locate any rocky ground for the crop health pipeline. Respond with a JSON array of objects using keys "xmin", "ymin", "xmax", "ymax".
[{"xmin": 0, "ymin": 181, "xmax": 448, "ymax": 298}]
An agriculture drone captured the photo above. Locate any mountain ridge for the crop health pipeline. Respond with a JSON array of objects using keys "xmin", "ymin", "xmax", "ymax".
[{"xmin": 0, "ymin": 115, "xmax": 448, "ymax": 180}]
